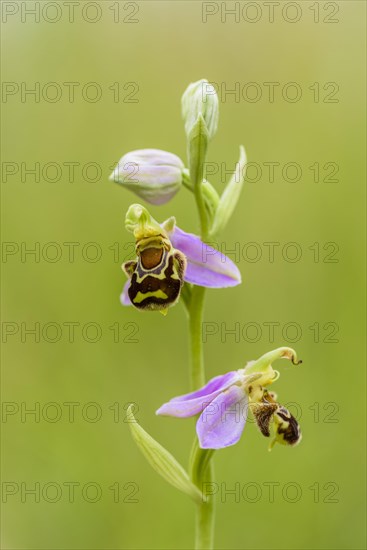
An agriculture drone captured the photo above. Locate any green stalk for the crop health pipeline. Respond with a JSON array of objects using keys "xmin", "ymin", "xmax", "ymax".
[
  {"xmin": 188, "ymin": 287, "xmax": 215, "ymax": 549},
  {"xmin": 187, "ymin": 113, "xmax": 215, "ymax": 549},
  {"xmin": 194, "ymin": 181, "xmax": 209, "ymax": 240},
  {"xmin": 189, "ymin": 292, "xmax": 214, "ymax": 550},
  {"xmin": 189, "ymin": 285, "xmax": 206, "ymax": 389},
  {"xmin": 188, "ymin": 116, "xmax": 210, "ymax": 241},
  {"xmin": 195, "ymin": 461, "xmax": 215, "ymax": 550}
]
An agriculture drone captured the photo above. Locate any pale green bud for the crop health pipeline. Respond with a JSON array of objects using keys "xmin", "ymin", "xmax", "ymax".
[{"xmin": 181, "ymin": 79, "xmax": 219, "ymax": 141}]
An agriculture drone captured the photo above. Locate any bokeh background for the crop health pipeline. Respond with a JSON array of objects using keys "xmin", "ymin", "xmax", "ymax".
[{"xmin": 1, "ymin": 1, "xmax": 366, "ymax": 549}]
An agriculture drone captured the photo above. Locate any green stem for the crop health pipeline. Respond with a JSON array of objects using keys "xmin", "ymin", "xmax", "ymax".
[
  {"xmin": 189, "ymin": 285, "xmax": 206, "ymax": 389},
  {"xmin": 194, "ymin": 182, "xmax": 209, "ymax": 240},
  {"xmin": 195, "ymin": 461, "xmax": 215, "ymax": 550},
  {"xmin": 190, "ymin": 438, "xmax": 215, "ymax": 488},
  {"xmin": 186, "ymin": 113, "xmax": 215, "ymax": 549},
  {"xmin": 188, "ymin": 117, "xmax": 210, "ymax": 240},
  {"xmin": 182, "ymin": 169, "xmax": 194, "ymax": 191},
  {"xmin": 188, "ymin": 287, "xmax": 215, "ymax": 549}
]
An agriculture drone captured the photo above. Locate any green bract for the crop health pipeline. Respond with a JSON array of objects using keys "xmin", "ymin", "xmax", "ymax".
[
  {"xmin": 126, "ymin": 405, "xmax": 203, "ymax": 504},
  {"xmin": 209, "ymin": 145, "xmax": 247, "ymax": 238}
]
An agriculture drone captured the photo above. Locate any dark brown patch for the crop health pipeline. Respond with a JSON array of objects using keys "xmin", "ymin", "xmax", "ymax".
[
  {"xmin": 128, "ymin": 265, "xmax": 182, "ymax": 311},
  {"xmin": 252, "ymin": 402, "xmax": 278, "ymax": 437},
  {"xmin": 126, "ymin": 250, "xmax": 186, "ymax": 312},
  {"xmin": 172, "ymin": 251, "xmax": 186, "ymax": 280},
  {"xmin": 140, "ymin": 248, "xmax": 163, "ymax": 270},
  {"xmin": 275, "ymin": 407, "xmax": 301, "ymax": 445},
  {"xmin": 123, "ymin": 260, "xmax": 137, "ymax": 277}
]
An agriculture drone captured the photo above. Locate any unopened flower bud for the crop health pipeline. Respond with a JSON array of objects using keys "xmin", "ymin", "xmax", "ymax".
[
  {"xmin": 110, "ymin": 149, "xmax": 184, "ymax": 205},
  {"xmin": 181, "ymin": 79, "xmax": 219, "ymax": 141}
]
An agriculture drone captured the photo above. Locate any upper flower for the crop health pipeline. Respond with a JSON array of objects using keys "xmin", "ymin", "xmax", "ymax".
[
  {"xmin": 121, "ymin": 204, "xmax": 241, "ymax": 314},
  {"xmin": 156, "ymin": 347, "xmax": 302, "ymax": 450},
  {"xmin": 110, "ymin": 149, "xmax": 184, "ymax": 205}
]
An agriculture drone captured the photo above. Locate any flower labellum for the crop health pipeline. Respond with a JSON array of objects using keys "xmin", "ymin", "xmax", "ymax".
[
  {"xmin": 156, "ymin": 347, "xmax": 302, "ymax": 450},
  {"xmin": 123, "ymin": 204, "xmax": 186, "ymax": 315},
  {"xmin": 110, "ymin": 149, "xmax": 184, "ymax": 205},
  {"xmin": 121, "ymin": 204, "xmax": 242, "ymax": 314}
]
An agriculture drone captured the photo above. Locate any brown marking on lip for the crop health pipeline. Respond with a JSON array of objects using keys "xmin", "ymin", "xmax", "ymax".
[
  {"xmin": 252, "ymin": 402, "xmax": 278, "ymax": 437},
  {"xmin": 140, "ymin": 247, "xmax": 163, "ymax": 270},
  {"xmin": 275, "ymin": 408, "xmax": 301, "ymax": 445},
  {"xmin": 128, "ymin": 254, "xmax": 185, "ymax": 311}
]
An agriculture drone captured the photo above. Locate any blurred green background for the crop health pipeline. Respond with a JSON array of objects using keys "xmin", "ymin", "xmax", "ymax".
[{"xmin": 1, "ymin": 1, "xmax": 366, "ymax": 549}]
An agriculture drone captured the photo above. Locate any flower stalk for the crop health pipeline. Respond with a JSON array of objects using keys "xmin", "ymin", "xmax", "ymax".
[
  {"xmin": 195, "ymin": 464, "xmax": 215, "ymax": 550},
  {"xmin": 188, "ymin": 281, "xmax": 206, "ymax": 389},
  {"xmin": 188, "ymin": 285, "xmax": 215, "ymax": 550},
  {"xmin": 186, "ymin": 97, "xmax": 215, "ymax": 547}
]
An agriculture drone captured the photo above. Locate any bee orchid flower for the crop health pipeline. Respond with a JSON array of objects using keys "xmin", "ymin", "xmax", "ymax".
[
  {"xmin": 156, "ymin": 347, "xmax": 302, "ymax": 450},
  {"xmin": 121, "ymin": 204, "xmax": 241, "ymax": 314}
]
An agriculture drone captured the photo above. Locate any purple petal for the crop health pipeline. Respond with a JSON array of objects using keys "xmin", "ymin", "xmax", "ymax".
[
  {"xmin": 197, "ymin": 385, "xmax": 248, "ymax": 449},
  {"xmin": 120, "ymin": 280, "xmax": 132, "ymax": 306},
  {"xmin": 171, "ymin": 371, "xmax": 241, "ymax": 402},
  {"xmin": 169, "ymin": 227, "xmax": 241, "ymax": 288},
  {"xmin": 156, "ymin": 371, "xmax": 241, "ymax": 418}
]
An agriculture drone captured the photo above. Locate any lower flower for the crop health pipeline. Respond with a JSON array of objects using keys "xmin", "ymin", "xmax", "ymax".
[{"xmin": 156, "ymin": 347, "xmax": 302, "ymax": 450}]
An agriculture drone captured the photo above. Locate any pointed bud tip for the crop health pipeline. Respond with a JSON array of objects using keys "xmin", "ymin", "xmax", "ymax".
[{"xmin": 126, "ymin": 404, "xmax": 137, "ymax": 423}]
